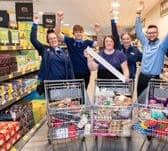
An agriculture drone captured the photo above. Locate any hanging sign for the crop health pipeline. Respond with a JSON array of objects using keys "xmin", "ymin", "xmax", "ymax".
[
  {"xmin": 42, "ymin": 14, "xmax": 56, "ymax": 28},
  {"xmin": 15, "ymin": 3, "xmax": 33, "ymax": 21},
  {"xmin": 0, "ymin": 10, "xmax": 9, "ymax": 28}
]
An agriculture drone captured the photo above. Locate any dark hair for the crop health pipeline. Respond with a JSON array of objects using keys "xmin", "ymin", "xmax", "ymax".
[
  {"xmin": 46, "ymin": 28, "xmax": 56, "ymax": 43},
  {"xmin": 121, "ymin": 32, "xmax": 132, "ymax": 40},
  {"xmin": 147, "ymin": 25, "xmax": 158, "ymax": 30},
  {"xmin": 73, "ymin": 25, "xmax": 84, "ymax": 34},
  {"xmin": 103, "ymin": 35, "xmax": 116, "ymax": 49}
]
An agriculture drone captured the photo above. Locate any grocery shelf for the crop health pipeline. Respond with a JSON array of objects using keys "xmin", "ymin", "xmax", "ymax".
[
  {"xmin": 0, "ymin": 86, "xmax": 36, "ymax": 111},
  {"xmin": 10, "ymin": 117, "xmax": 46, "ymax": 151},
  {"xmin": 0, "ymin": 67, "xmax": 39, "ymax": 82}
]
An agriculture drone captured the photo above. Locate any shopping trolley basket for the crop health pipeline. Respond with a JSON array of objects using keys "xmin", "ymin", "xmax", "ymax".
[
  {"xmin": 44, "ymin": 79, "xmax": 91, "ymax": 150},
  {"xmin": 92, "ymin": 79, "xmax": 134, "ymax": 137},
  {"xmin": 133, "ymin": 79, "xmax": 168, "ymax": 151}
]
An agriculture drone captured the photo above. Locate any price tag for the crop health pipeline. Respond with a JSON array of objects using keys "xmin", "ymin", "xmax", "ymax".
[
  {"xmin": 23, "ymin": 135, "xmax": 29, "ymax": 141},
  {"xmin": 8, "ymin": 74, "xmax": 13, "ymax": 79},
  {"xmin": 36, "ymin": 123, "xmax": 40, "ymax": 128},
  {"xmin": 10, "ymin": 147, "xmax": 17, "ymax": 151}
]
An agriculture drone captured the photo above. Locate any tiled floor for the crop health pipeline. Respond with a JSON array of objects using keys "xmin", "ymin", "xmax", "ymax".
[{"xmin": 21, "ymin": 122, "xmax": 168, "ymax": 151}]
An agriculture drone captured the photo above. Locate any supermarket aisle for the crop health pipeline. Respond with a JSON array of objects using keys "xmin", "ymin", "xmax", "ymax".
[{"xmin": 21, "ymin": 121, "xmax": 168, "ymax": 151}]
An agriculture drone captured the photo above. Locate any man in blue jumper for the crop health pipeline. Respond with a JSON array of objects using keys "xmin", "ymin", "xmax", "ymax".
[
  {"xmin": 111, "ymin": 19, "xmax": 142, "ymax": 79},
  {"xmin": 135, "ymin": 11, "xmax": 168, "ymax": 97},
  {"xmin": 55, "ymin": 11, "xmax": 99, "ymax": 89}
]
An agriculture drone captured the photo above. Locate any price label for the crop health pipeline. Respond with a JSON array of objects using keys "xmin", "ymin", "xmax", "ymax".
[
  {"xmin": 10, "ymin": 147, "xmax": 17, "ymax": 151},
  {"xmin": 36, "ymin": 123, "xmax": 40, "ymax": 128},
  {"xmin": 23, "ymin": 135, "xmax": 29, "ymax": 141},
  {"xmin": 8, "ymin": 74, "xmax": 13, "ymax": 79},
  {"xmin": 22, "ymin": 70, "xmax": 26, "ymax": 74}
]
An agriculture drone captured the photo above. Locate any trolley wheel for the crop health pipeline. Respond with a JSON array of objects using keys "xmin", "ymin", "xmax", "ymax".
[
  {"xmin": 126, "ymin": 136, "xmax": 132, "ymax": 141},
  {"xmin": 147, "ymin": 136, "xmax": 152, "ymax": 141},
  {"xmin": 48, "ymin": 138, "xmax": 51, "ymax": 145},
  {"xmin": 81, "ymin": 136, "xmax": 86, "ymax": 142}
]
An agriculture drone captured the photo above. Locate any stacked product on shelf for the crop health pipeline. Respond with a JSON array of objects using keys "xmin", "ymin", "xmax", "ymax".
[
  {"xmin": 0, "ymin": 77, "xmax": 37, "ymax": 106},
  {"xmin": 0, "ymin": 122, "xmax": 21, "ymax": 151},
  {"xmin": 18, "ymin": 22, "xmax": 32, "ymax": 49},
  {"xmin": 31, "ymin": 99, "xmax": 46, "ymax": 124},
  {"xmin": 0, "ymin": 28, "xmax": 9, "ymax": 45},
  {"xmin": 0, "ymin": 55, "xmax": 17, "ymax": 76},
  {"xmin": 0, "ymin": 100, "xmax": 46, "ymax": 151},
  {"xmin": 0, "ymin": 103, "xmax": 34, "ymax": 140},
  {"xmin": 18, "ymin": 22, "xmax": 46, "ymax": 49},
  {"xmin": 0, "ymin": 52, "xmax": 40, "ymax": 77},
  {"xmin": 16, "ymin": 50, "xmax": 41, "ymax": 72}
]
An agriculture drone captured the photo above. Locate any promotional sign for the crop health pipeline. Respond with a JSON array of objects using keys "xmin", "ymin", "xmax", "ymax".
[
  {"xmin": 86, "ymin": 47, "xmax": 127, "ymax": 82},
  {"xmin": 15, "ymin": 3, "xmax": 33, "ymax": 21},
  {"xmin": 42, "ymin": 14, "xmax": 56, "ymax": 28},
  {"xmin": 0, "ymin": 10, "xmax": 9, "ymax": 28}
]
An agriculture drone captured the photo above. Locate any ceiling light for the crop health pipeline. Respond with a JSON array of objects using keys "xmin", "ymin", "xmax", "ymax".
[
  {"xmin": 63, "ymin": 23, "xmax": 70, "ymax": 26},
  {"xmin": 111, "ymin": 1, "xmax": 120, "ymax": 8}
]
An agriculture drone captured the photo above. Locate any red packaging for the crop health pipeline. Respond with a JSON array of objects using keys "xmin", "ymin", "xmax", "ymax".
[
  {"xmin": 0, "ymin": 145, "xmax": 7, "ymax": 151},
  {"xmin": 0, "ymin": 129, "xmax": 10, "ymax": 142},
  {"xmin": 0, "ymin": 133, "xmax": 5, "ymax": 146},
  {"xmin": 5, "ymin": 141, "xmax": 11, "ymax": 151},
  {"xmin": 68, "ymin": 124, "xmax": 77, "ymax": 139}
]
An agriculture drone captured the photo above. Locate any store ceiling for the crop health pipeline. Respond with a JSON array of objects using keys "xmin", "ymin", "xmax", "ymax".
[{"xmin": 33, "ymin": 0, "xmax": 160, "ymax": 35}]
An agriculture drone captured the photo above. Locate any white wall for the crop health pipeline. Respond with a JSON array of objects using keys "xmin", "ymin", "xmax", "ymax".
[{"xmin": 145, "ymin": 1, "xmax": 168, "ymax": 39}]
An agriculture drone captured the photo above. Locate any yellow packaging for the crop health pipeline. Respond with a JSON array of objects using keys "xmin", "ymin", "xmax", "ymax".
[
  {"xmin": 31, "ymin": 100, "xmax": 46, "ymax": 124},
  {"xmin": 0, "ymin": 85, "xmax": 5, "ymax": 94}
]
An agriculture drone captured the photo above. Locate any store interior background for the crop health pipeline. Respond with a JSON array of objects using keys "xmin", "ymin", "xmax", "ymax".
[
  {"xmin": 0, "ymin": 0, "xmax": 168, "ymax": 151},
  {"xmin": 1, "ymin": 0, "xmax": 167, "ymax": 37}
]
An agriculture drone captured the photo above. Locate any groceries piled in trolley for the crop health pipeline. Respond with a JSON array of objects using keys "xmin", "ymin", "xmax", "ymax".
[
  {"xmin": 44, "ymin": 80, "xmax": 91, "ymax": 143},
  {"xmin": 134, "ymin": 80, "xmax": 168, "ymax": 140},
  {"xmin": 92, "ymin": 79, "xmax": 134, "ymax": 137}
]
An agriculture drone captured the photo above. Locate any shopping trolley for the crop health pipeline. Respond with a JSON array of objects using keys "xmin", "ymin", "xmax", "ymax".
[
  {"xmin": 44, "ymin": 79, "xmax": 91, "ymax": 151},
  {"xmin": 92, "ymin": 79, "xmax": 134, "ymax": 150},
  {"xmin": 133, "ymin": 79, "xmax": 168, "ymax": 151}
]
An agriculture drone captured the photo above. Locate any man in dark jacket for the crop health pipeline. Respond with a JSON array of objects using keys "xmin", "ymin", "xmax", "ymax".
[{"xmin": 30, "ymin": 16, "xmax": 74, "ymax": 94}]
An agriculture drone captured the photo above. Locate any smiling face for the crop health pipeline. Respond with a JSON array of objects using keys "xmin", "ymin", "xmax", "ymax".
[
  {"xmin": 103, "ymin": 36, "xmax": 115, "ymax": 51},
  {"xmin": 47, "ymin": 32, "xmax": 58, "ymax": 48},
  {"xmin": 73, "ymin": 25, "xmax": 84, "ymax": 40},
  {"xmin": 73, "ymin": 30, "xmax": 84, "ymax": 40},
  {"xmin": 121, "ymin": 33, "xmax": 132, "ymax": 49},
  {"xmin": 146, "ymin": 25, "xmax": 158, "ymax": 41}
]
